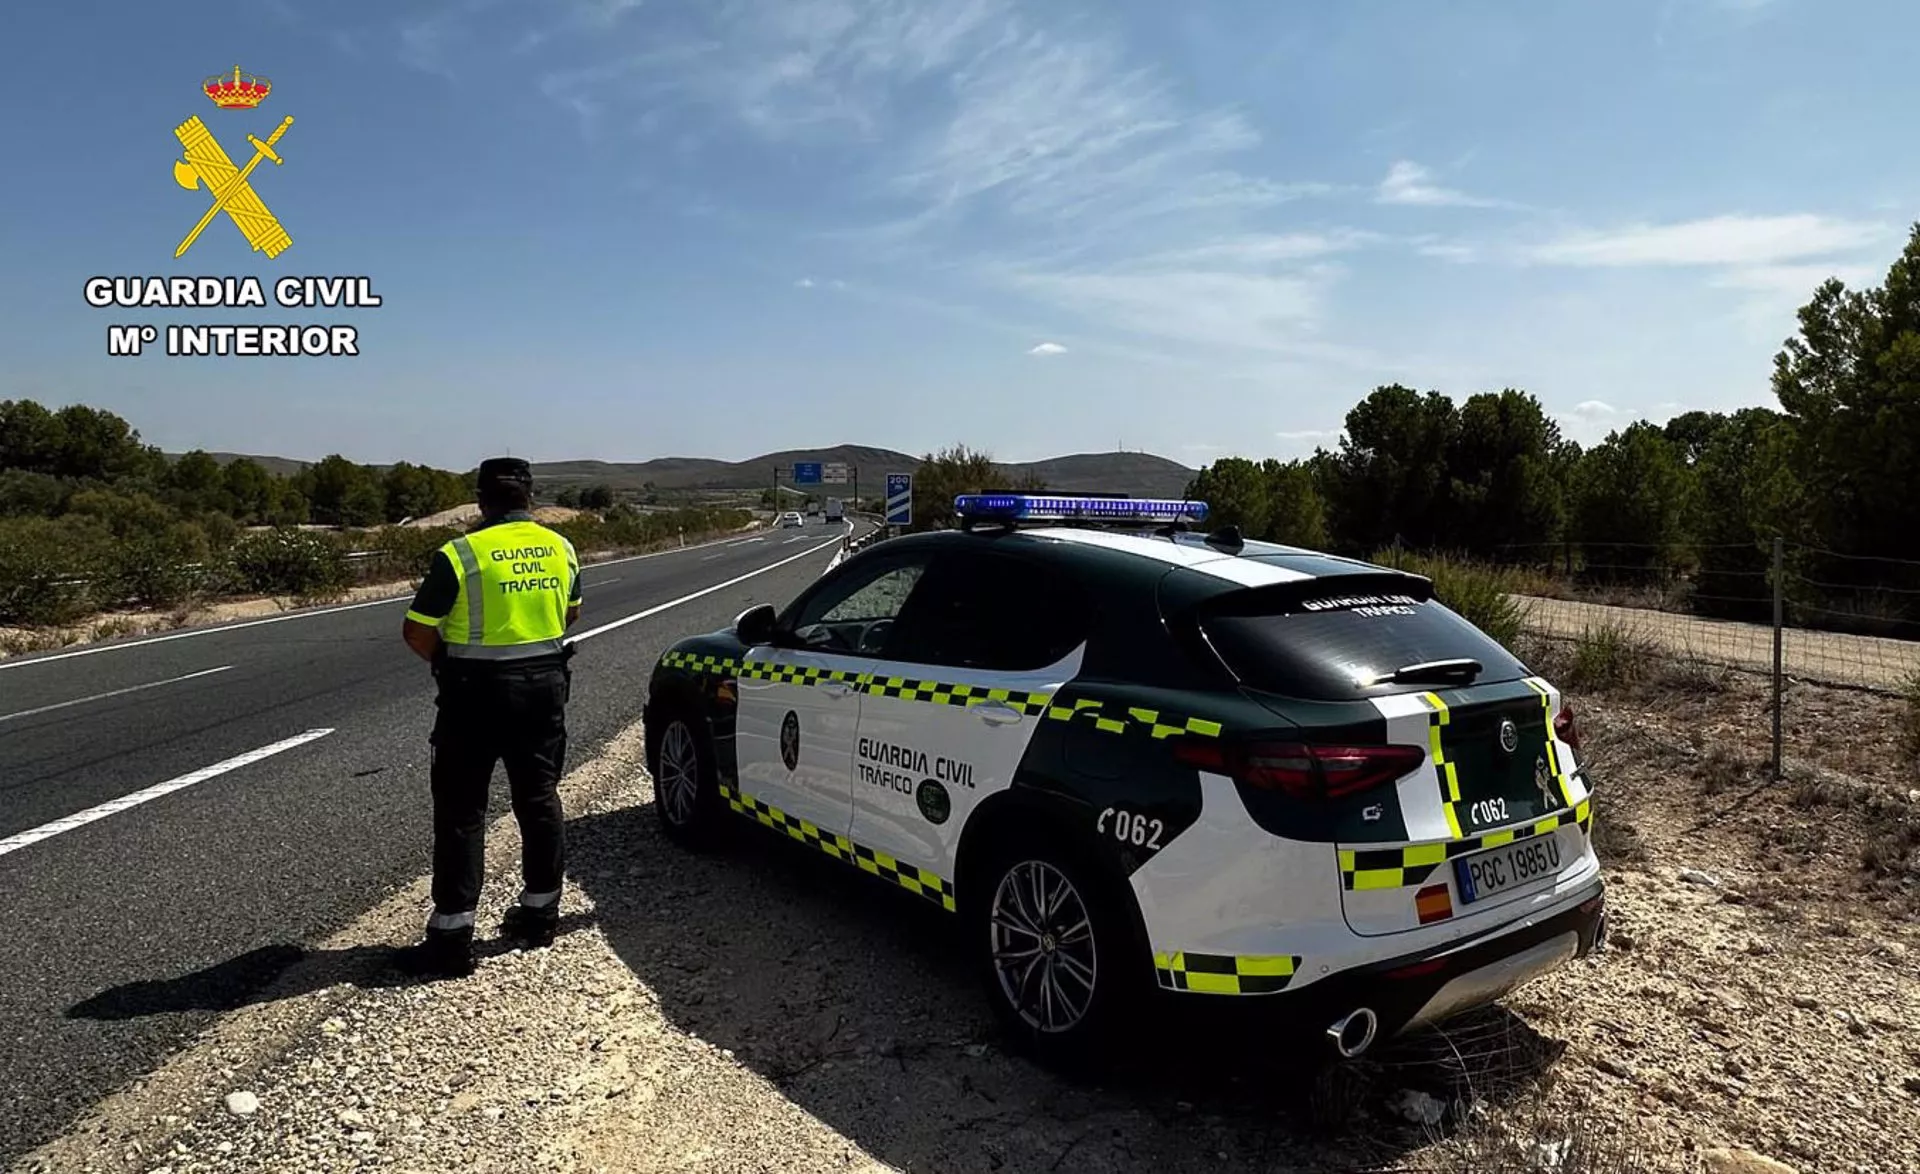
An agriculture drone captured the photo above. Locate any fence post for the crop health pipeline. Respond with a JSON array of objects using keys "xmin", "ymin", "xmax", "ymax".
[{"xmin": 1771, "ymin": 535, "xmax": 1784, "ymax": 778}]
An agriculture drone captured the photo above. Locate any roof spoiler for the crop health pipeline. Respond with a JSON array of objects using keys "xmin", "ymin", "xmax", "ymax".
[{"xmin": 1196, "ymin": 569, "xmax": 1435, "ymax": 617}]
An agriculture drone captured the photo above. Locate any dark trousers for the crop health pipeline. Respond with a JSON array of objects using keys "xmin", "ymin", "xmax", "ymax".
[{"xmin": 429, "ymin": 657, "xmax": 571, "ymax": 916}]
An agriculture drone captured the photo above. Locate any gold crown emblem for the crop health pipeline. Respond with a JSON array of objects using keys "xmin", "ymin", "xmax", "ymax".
[{"xmin": 203, "ymin": 65, "xmax": 271, "ymax": 109}]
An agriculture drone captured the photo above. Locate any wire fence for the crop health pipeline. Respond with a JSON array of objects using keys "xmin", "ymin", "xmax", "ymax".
[
  {"xmin": 1482, "ymin": 536, "xmax": 1920, "ymax": 687},
  {"xmin": 1479, "ymin": 536, "xmax": 1920, "ymax": 777}
]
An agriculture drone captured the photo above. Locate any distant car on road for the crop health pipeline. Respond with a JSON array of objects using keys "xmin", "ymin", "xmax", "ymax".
[
  {"xmin": 645, "ymin": 493, "xmax": 1604, "ymax": 1066},
  {"xmin": 778, "ymin": 512, "xmax": 805, "ymax": 528}
]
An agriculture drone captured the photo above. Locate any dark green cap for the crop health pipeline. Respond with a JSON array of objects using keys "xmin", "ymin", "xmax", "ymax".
[{"xmin": 478, "ymin": 457, "xmax": 533, "ymax": 489}]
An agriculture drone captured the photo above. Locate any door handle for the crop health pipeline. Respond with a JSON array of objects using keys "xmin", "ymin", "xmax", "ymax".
[
  {"xmin": 976, "ymin": 701, "xmax": 1022, "ymax": 726},
  {"xmin": 819, "ymin": 679, "xmax": 855, "ymax": 698}
]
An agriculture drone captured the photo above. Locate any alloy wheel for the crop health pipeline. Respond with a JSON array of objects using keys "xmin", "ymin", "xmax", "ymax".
[
  {"xmin": 989, "ymin": 859, "xmax": 1098, "ymax": 1033},
  {"xmin": 657, "ymin": 721, "xmax": 701, "ymax": 826}
]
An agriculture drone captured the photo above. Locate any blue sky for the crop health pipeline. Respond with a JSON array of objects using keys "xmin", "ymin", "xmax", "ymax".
[{"xmin": 3, "ymin": 0, "xmax": 1915, "ymax": 471}]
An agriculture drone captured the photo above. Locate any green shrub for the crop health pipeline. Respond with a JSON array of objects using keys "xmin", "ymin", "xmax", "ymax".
[
  {"xmin": 1372, "ymin": 549, "xmax": 1529, "ymax": 652},
  {"xmin": 99, "ymin": 521, "xmax": 210, "ymax": 609},
  {"xmin": 225, "ymin": 528, "xmax": 347, "ymax": 596},
  {"xmin": 0, "ymin": 517, "xmax": 99, "ymax": 624},
  {"xmin": 355, "ymin": 525, "xmax": 460, "ymax": 582}
]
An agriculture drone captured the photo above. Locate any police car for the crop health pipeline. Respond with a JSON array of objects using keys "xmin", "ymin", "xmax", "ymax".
[{"xmin": 643, "ymin": 494, "xmax": 1605, "ymax": 1064}]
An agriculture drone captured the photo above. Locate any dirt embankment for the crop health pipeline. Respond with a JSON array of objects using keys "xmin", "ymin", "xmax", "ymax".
[{"xmin": 17, "ymin": 660, "xmax": 1920, "ymax": 1174}]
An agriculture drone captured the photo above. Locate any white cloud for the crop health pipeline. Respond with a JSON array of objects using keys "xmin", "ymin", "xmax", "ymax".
[
  {"xmin": 1525, "ymin": 214, "xmax": 1889, "ymax": 267},
  {"xmin": 1709, "ymin": 261, "xmax": 1881, "ymax": 296},
  {"xmin": 1144, "ymin": 231, "xmax": 1379, "ymax": 267},
  {"xmin": 1276, "ymin": 428, "xmax": 1340, "ymax": 441},
  {"xmin": 525, "ymin": 1, "xmax": 1354, "ymax": 361},
  {"xmin": 1375, "ymin": 161, "xmax": 1516, "ymax": 209},
  {"xmin": 1005, "ymin": 266, "xmax": 1343, "ymax": 356},
  {"xmin": 1028, "ymin": 341, "xmax": 1068, "ymax": 355},
  {"xmin": 1569, "ymin": 399, "xmax": 1623, "ymax": 421},
  {"xmin": 1415, "ymin": 240, "xmax": 1478, "ymax": 263},
  {"xmin": 795, "ymin": 277, "xmax": 817, "ymax": 288}
]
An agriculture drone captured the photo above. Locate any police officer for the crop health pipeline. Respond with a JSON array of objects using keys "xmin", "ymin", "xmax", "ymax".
[{"xmin": 396, "ymin": 457, "xmax": 582, "ymax": 978}]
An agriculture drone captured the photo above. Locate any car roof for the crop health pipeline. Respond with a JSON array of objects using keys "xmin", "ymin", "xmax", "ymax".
[{"xmin": 866, "ymin": 525, "xmax": 1412, "ymax": 596}]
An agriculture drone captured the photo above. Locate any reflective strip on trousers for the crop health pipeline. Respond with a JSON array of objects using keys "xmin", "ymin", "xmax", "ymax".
[
  {"xmin": 428, "ymin": 910, "xmax": 476, "ymax": 931},
  {"xmin": 519, "ymin": 889, "xmax": 560, "ymax": 909}
]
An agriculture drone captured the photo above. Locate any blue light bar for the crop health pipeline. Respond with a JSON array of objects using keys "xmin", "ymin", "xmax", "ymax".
[{"xmin": 953, "ymin": 493, "xmax": 1210, "ymax": 525}]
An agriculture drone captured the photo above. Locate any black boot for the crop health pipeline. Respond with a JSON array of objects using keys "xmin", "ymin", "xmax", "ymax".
[
  {"xmin": 500, "ymin": 903, "xmax": 558, "ymax": 949},
  {"xmin": 395, "ymin": 925, "xmax": 475, "ymax": 979}
]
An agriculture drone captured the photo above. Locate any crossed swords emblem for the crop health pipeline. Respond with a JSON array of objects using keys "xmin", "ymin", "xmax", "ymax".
[{"xmin": 171, "ymin": 115, "xmax": 294, "ymax": 258}]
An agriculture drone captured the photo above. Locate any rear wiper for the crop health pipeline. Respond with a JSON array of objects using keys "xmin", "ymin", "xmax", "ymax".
[{"xmin": 1363, "ymin": 658, "xmax": 1483, "ymax": 687}]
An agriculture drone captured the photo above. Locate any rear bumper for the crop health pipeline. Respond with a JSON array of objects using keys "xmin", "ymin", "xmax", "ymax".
[{"xmin": 1160, "ymin": 880, "xmax": 1605, "ymax": 1052}]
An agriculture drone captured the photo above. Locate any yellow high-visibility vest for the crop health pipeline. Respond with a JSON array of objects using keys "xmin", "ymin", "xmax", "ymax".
[{"xmin": 434, "ymin": 520, "xmax": 579, "ymax": 660}]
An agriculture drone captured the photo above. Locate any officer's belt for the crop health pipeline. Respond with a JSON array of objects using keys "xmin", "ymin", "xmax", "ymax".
[{"xmin": 444, "ymin": 638, "xmax": 568, "ymax": 661}]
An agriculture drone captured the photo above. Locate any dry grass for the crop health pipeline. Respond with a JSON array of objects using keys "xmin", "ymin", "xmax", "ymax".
[
  {"xmin": 1693, "ymin": 743, "xmax": 1757, "ymax": 796},
  {"xmin": 1562, "ymin": 623, "xmax": 1656, "ymax": 693},
  {"xmin": 1900, "ymin": 672, "xmax": 1920, "ymax": 762}
]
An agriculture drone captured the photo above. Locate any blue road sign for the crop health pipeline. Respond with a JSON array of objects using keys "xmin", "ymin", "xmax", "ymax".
[
  {"xmin": 793, "ymin": 462, "xmax": 823, "ymax": 485},
  {"xmin": 885, "ymin": 473, "xmax": 912, "ymax": 526}
]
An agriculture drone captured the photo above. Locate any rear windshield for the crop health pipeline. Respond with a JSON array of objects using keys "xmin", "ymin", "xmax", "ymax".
[{"xmin": 1197, "ymin": 590, "xmax": 1528, "ymax": 700}]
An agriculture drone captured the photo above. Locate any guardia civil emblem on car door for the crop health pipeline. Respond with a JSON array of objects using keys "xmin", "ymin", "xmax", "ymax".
[
  {"xmin": 1534, "ymin": 754, "xmax": 1555, "ymax": 805},
  {"xmin": 779, "ymin": 710, "xmax": 800, "ymax": 772}
]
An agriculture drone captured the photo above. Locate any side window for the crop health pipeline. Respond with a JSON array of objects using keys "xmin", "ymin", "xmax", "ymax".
[
  {"xmin": 882, "ymin": 551, "xmax": 1091, "ymax": 671},
  {"xmin": 783, "ymin": 556, "xmax": 931, "ymax": 656}
]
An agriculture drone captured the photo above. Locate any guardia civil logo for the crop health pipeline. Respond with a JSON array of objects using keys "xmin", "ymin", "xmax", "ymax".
[{"xmin": 172, "ymin": 66, "xmax": 294, "ymax": 259}]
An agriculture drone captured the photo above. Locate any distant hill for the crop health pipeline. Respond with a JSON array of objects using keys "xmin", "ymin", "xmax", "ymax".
[
  {"xmin": 178, "ymin": 451, "xmax": 315, "ymax": 479},
  {"xmin": 529, "ymin": 446, "xmax": 1199, "ymax": 498},
  {"xmin": 166, "ymin": 445, "xmax": 1200, "ymax": 498}
]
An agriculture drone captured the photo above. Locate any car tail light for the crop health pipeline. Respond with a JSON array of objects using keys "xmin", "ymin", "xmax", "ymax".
[
  {"xmin": 1553, "ymin": 703, "xmax": 1580, "ymax": 751},
  {"xmin": 1174, "ymin": 739, "xmax": 1424, "ymax": 800}
]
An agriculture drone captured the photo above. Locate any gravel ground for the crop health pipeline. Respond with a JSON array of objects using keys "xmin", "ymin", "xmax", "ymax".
[{"xmin": 15, "ymin": 669, "xmax": 1919, "ymax": 1174}]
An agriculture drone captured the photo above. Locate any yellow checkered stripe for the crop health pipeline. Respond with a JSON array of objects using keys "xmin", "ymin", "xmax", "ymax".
[
  {"xmin": 851, "ymin": 843, "xmax": 958, "ymax": 911},
  {"xmin": 738, "ymin": 661, "xmax": 866, "ymax": 687},
  {"xmin": 660, "ymin": 650, "xmax": 742, "ymax": 674},
  {"xmin": 657, "ymin": 653, "xmax": 1222, "ymax": 740},
  {"xmin": 1522, "ymin": 676, "xmax": 1578, "ymax": 807},
  {"xmin": 717, "ymin": 782, "xmax": 957, "ymax": 913},
  {"xmin": 1153, "ymin": 950, "xmax": 1300, "ymax": 995},
  {"xmin": 1420, "ymin": 691, "xmax": 1467, "ymax": 839},
  {"xmin": 1043, "ymin": 698, "xmax": 1223, "ymax": 740},
  {"xmin": 862, "ymin": 676, "xmax": 1052, "ymax": 715},
  {"xmin": 1338, "ymin": 799, "xmax": 1595, "ymax": 891}
]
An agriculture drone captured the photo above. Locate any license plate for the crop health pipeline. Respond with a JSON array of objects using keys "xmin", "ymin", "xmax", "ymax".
[{"xmin": 1453, "ymin": 835, "xmax": 1563, "ymax": 904}]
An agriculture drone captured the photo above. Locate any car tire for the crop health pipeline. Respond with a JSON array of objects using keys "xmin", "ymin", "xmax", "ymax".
[
  {"xmin": 650, "ymin": 710, "xmax": 727, "ymax": 849},
  {"xmin": 967, "ymin": 828, "xmax": 1148, "ymax": 1069}
]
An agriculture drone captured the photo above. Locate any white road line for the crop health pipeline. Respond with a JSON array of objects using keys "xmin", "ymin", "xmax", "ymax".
[
  {"xmin": 701, "ymin": 553, "xmax": 725, "ymax": 561},
  {"xmin": 0, "ymin": 665, "xmax": 234, "ymax": 725},
  {"xmin": 727, "ymin": 537, "xmax": 766, "ymax": 547},
  {"xmin": 567, "ymin": 535, "xmax": 842, "ymax": 645},
  {"xmin": 0, "ymin": 529, "xmax": 774, "ymax": 672},
  {"xmin": 585, "ymin": 577, "xmax": 622, "ymax": 587},
  {"xmin": 0, "ymin": 728, "xmax": 335, "ymax": 860}
]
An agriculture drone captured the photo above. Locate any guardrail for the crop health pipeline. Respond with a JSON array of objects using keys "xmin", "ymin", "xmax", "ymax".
[{"xmin": 841, "ymin": 525, "xmax": 891, "ymax": 556}]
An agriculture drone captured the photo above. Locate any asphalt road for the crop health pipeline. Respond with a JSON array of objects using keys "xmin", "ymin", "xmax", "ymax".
[{"xmin": 0, "ymin": 519, "xmax": 854, "ymax": 1164}]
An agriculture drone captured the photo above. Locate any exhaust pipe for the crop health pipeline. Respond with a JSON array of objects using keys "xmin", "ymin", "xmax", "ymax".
[{"xmin": 1326, "ymin": 1007, "xmax": 1379, "ymax": 1059}]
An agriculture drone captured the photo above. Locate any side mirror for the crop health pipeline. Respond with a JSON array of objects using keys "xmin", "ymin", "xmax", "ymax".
[{"xmin": 733, "ymin": 603, "xmax": 779, "ymax": 647}]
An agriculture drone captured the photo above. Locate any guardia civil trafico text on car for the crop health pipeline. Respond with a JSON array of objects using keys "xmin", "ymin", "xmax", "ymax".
[{"xmin": 643, "ymin": 493, "xmax": 1606, "ymax": 1062}]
